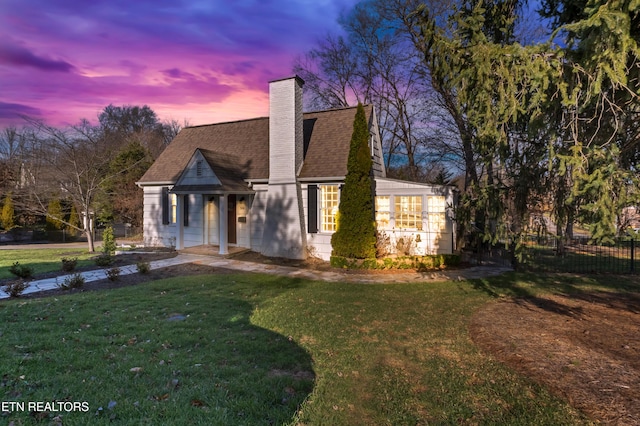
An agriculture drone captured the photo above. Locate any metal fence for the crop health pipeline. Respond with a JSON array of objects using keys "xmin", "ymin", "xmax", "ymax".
[
  {"xmin": 520, "ymin": 235, "xmax": 640, "ymax": 274},
  {"xmin": 44, "ymin": 226, "xmax": 142, "ymax": 243}
]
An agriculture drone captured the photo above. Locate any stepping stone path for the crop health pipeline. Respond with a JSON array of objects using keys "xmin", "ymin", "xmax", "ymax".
[{"xmin": 1, "ymin": 254, "xmax": 512, "ymax": 299}]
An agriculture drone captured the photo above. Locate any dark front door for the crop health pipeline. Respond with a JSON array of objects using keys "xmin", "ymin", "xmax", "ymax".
[{"xmin": 228, "ymin": 194, "xmax": 237, "ymax": 244}]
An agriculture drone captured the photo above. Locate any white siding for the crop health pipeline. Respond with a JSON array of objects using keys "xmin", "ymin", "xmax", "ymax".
[
  {"xmin": 250, "ymin": 185, "xmax": 268, "ymax": 252},
  {"xmin": 374, "ymin": 177, "xmax": 456, "ymax": 255},
  {"xmin": 236, "ymin": 196, "xmax": 250, "ymax": 248},
  {"xmin": 178, "ymin": 151, "xmax": 220, "ymax": 186},
  {"xmin": 142, "ymin": 186, "xmax": 176, "ymax": 248},
  {"xmin": 182, "ymin": 194, "xmax": 204, "ymax": 248},
  {"xmin": 260, "ymin": 182, "xmax": 307, "ymax": 259}
]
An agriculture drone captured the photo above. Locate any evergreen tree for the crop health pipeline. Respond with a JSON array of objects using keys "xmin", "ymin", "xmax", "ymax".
[
  {"xmin": 1, "ymin": 193, "xmax": 16, "ymax": 230},
  {"xmin": 68, "ymin": 205, "xmax": 80, "ymax": 237},
  {"xmin": 331, "ymin": 103, "xmax": 377, "ymax": 259},
  {"xmin": 46, "ymin": 199, "xmax": 65, "ymax": 230},
  {"xmin": 101, "ymin": 225, "xmax": 117, "ymax": 255},
  {"xmin": 101, "ymin": 140, "xmax": 152, "ymax": 227}
]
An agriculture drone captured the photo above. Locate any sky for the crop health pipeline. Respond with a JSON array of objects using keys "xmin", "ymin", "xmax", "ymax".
[{"xmin": 0, "ymin": 0, "xmax": 359, "ymax": 128}]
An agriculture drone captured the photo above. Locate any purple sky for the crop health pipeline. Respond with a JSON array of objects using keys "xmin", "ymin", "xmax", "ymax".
[{"xmin": 0, "ymin": 0, "xmax": 358, "ymax": 128}]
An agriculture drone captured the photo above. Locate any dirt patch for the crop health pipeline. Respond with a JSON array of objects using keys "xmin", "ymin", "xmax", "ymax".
[{"xmin": 471, "ymin": 291, "xmax": 640, "ymax": 425}]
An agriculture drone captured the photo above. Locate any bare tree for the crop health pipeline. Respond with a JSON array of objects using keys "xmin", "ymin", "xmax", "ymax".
[
  {"xmin": 16, "ymin": 119, "xmax": 116, "ymax": 252},
  {"xmin": 294, "ymin": 0, "xmax": 454, "ymax": 182},
  {"xmin": 0, "ymin": 126, "xmax": 25, "ymax": 196}
]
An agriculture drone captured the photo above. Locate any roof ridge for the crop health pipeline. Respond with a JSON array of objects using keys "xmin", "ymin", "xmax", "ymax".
[
  {"xmin": 303, "ymin": 104, "xmax": 369, "ymax": 115},
  {"xmin": 184, "ymin": 104, "xmax": 368, "ymax": 129},
  {"xmin": 185, "ymin": 116, "xmax": 269, "ymax": 129}
]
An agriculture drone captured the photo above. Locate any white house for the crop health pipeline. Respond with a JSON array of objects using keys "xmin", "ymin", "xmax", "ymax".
[{"xmin": 137, "ymin": 76, "xmax": 456, "ymax": 260}]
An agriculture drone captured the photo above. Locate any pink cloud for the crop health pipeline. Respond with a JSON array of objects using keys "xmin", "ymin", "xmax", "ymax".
[{"xmin": 0, "ymin": 0, "xmax": 360, "ymax": 128}]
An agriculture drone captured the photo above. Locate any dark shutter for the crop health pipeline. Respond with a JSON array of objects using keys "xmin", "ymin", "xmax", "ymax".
[
  {"xmin": 183, "ymin": 195, "xmax": 189, "ymax": 227},
  {"xmin": 162, "ymin": 187, "xmax": 169, "ymax": 225},
  {"xmin": 308, "ymin": 185, "xmax": 318, "ymax": 233}
]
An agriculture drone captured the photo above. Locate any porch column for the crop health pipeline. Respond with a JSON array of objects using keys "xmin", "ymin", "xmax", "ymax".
[
  {"xmin": 175, "ymin": 194, "xmax": 184, "ymax": 250},
  {"xmin": 203, "ymin": 195, "xmax": 209, "ymax": 245},
  {"xmin": 219, "ymin": 194, "xmax": 228, "ymax": 255}
]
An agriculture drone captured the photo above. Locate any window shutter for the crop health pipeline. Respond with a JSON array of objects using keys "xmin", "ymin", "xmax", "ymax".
[
  {"xmin": 183, "ymin": 195, "xmax": 189, "ymax": 227},
  {"xmin": 308, "ymin": 185, "xmax": 318, "ymax": 233},
  {"xmin": 162, "ymin": 187, "xmax": 169, "ymax": 225}
]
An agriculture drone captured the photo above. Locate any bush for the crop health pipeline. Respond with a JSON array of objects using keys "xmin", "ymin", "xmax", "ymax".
[
  {"xmin": 59, "ymin": 273, "xmax": 85, "ymax": 290},
  {"xmin": 94, "ymin": 254, "xmax": 114, "ymax": 267},
  {"xmin": 2, "ymin": 279, "xmax": 29, "ymax": 297},
  {"xmin": 102, "ymin": 226, "xmax": 117, "ymax": 255},
  {"xmin": 330, "ymin": 254, "xmax": 461, "ymax": 270},
  {"xmin": 106, "ymin": 267, "xmax": 121, "ymax": 281},
  {"xmin": 61, "ymin": 257, "xmax": 78, "ymax": 272},
  {"xmin": 136, "ymin": 261, "xmax": 151, "ymax": 274},
  {"xmin": 9, "ymin": 261, "xmax": 33, "ymax": 279}
]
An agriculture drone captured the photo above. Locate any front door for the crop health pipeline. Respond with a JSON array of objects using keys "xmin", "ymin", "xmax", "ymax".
[{"xmin": 228, "ymin": 194, "xmax": 237, "ymax": 244}]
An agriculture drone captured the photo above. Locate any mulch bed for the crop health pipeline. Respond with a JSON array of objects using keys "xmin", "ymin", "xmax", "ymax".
[
  {"xmin": 471, "ymin": 291, "xmax": 640, "ymax": 425},
  {"xmin": 2, "ymin": 251, "xmax": 230, "ymax": 300}
]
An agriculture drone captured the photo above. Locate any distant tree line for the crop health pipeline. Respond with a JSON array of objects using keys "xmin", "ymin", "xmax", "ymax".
[{"xmin": 0, "ymin": 105, "xmax": 187, "ymax": 251}]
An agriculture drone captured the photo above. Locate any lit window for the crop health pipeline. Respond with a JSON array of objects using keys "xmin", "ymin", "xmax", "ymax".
[
  {"xmin": 170, "ymin": 194, "xmax": 177, "ymax": 224},
  {"xmin": 320, "ymin": 185, "xmax": 339, "ymax": 232},
  {"xmin": 375, "ymin": 196, "xmax": 390, "ymax": 228},
  {"xmin": 395, "ymin": 196, "xmax": 422, "ymax": 229},
  {"xmin": 427, "ymin": 196, "xmax": 446, "ymax": 232}
]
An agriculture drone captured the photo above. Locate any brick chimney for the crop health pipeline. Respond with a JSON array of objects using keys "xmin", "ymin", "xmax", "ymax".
[
  {"xmin": 268, "ymin": 76, "xmax": 304, "ymax": 183},
  {"xmin": 260, "ymin": 76, "xmax": 307, "ymax": 259}
]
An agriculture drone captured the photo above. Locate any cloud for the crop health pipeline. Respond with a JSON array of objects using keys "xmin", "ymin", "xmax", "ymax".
[
  {"xmin": 0, "ymin": 42, "xmax": 75, "ymax": 72},
  {"xmin": 0, "ymin": 102, "xmax": 43, "ymax": 122},
  {"xmin": 162, "ymin": 68, "xmax": 196, "ymax": 80},
  {"xmin": 0, "ymin": 0, "xmax": 361, "ymax": 127}
]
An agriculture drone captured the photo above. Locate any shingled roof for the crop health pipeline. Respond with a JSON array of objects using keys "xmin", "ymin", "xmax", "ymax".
[{"xmin": 137, "ymin": 105, "xmax": 372, "ymax": 185}]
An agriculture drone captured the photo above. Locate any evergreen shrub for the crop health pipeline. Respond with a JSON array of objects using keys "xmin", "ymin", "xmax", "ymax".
[{"xmin": 331, "ymin": 103, "xmax": 377, "ymax": 259}]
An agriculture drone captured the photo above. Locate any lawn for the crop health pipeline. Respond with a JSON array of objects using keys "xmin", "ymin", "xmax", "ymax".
[
  {"xmin": 0, "ymin": 271, "xmax": 596, "ymax": 425},
  {"xmin": 0, "ymin": 248, "xmax": 96, "ymax": 279}
]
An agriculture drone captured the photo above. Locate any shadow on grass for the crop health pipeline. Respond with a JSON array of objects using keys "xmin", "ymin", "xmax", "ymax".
[
  {"xmin": 0, "ymin": 274, "xmax": 315, "ymax": 425},
  {"xmin": 469, "ymin": 271, "xmax": 640, "ymax": 317}
]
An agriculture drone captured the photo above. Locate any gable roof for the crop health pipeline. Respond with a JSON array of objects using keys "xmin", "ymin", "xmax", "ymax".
[
  {"xmin": 138, "ymin": 105, "xmax": 372, "ymax": 185},
  {"xmin": 170, "ymin": 148, "xmax": 254, "ymax": 194}
]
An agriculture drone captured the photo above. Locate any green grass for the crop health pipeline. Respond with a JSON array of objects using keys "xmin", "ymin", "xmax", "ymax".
[
  {"xmin": 0, "ymin": 249, "xmax": 96, "ymax": 279},
  {"xmin": 0, "ymin": 271, "xmax": 625, "ymax": 425}
]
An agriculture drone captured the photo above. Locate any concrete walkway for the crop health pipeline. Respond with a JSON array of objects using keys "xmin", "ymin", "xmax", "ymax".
[{"xmin": 1, "ymin": 254, "xmax": 512, "ymax": 299}]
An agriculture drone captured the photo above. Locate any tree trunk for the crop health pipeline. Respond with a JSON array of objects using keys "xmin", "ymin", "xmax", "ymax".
[{"xmin": 85, "ymin": 228, "xmax": 95, "ymax": 252}]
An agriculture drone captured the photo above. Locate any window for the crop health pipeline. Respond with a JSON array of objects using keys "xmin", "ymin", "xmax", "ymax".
[
  {"xmin": 170, "ymin": 194, "xmax": 177, "ymax": 224},
  {"xmin": 375, "ymin": 196, "xmax": 390, "ymax": 228},
  {"xmin": 395, "ymin": 196, "xmax": 422, "ymax": 229},
  {"xmin": 427, "ymin": 196, "xmax": 446, "ymax": 232},
  {"xmin": 320, "ymin": 185, "xmax": 339, "ymax": 232}
]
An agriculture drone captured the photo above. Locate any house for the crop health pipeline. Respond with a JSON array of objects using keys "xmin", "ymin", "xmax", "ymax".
[{"xmin": 137, "ymin": 76, "xmax": 456, "ymax": 260}]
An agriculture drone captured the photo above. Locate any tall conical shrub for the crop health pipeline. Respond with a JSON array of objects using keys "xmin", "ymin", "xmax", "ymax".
[
  {"xmin": 1, "ymin": 193, "xmax": 16, "ymax": 230},
  {"xmin": 331, "ymin": 103, "xmax": 376, "ymax": 259}
]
